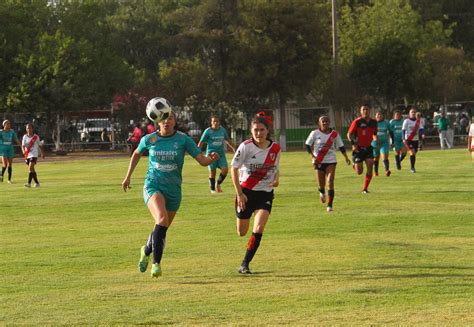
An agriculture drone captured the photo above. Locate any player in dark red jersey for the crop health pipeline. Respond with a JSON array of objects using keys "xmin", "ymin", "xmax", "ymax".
[{"xmin": 347, "ymin": 105, "xmax": 378, "ymax": 193}]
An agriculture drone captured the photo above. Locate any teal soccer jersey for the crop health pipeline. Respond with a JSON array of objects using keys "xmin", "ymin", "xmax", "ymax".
[
  {"xmin": 1, "ymin": 130, "xmax": 18, "ymax": 158},
  {"xmin": 0, "ymin": 130, "xmax": 3, "ymax": 156},
  {"xmin": 199, "ymin": 126, "xmax": 229, "ymax": 155},
  {"xmin": 376, "ymin": 120, "xmax": 390, "ymax": 144},
  {"xmin": 389, "ymin": 118, "xmax": 404, "ymax": 149},
  {"xmin": 138, "ymin": 131, "xmax": 201, "ymax": 211}
]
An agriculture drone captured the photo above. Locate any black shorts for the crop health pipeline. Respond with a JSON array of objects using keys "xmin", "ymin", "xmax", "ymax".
[
  {"xmin": 25, "ymin": 157, "xmax": 38, "ymax": 165},
  {"xmin": 406, "ymin": 140, "xmax": 419, "ymax": 152},
  {"xmin": 314, "ymin": 162, "xmax": 337, "ymax": 172},
  {"xmin": 352, "ymin": 146, "xmax": 374, "ymax": 163},
  {"xmin": 235, "ymin": 188, "xmax": 274, "ymax": 220}
]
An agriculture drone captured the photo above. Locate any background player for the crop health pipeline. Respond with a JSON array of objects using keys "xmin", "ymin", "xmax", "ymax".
[
  {"xmin": 198, "ymin": 116, "xmax": 236, "ymax": 193},
  {"xmin": 402, "ymin": 107, "xmax": 424, "ymax": 173},
  {"xmin": 372, "ymin": 111, "xmax": 392, "ymax": 176},
  {"xmin": 231, "ymin": 115, "xmax": 280, "ymax": 274},
  {"xmin": 122, "ymin": 104, "xmax": 219, "ymax": 278},
  {"xmin": 347, "ymin": 105, "xmax": 378, "ymax": 193},
  {"xmin": 1, "ymin": 120, "xmax": 21, "ymax": 184},
  {"xmin": 22, "ymin": 123, "xmax": 45, "ymax": 187},
  {"xmin": 305, "ymin": 116, "xmax": 350, "ymax": 212},
  {"xmin": 389, "ymin": 110, "xmax": 406, "ymax": 170}
]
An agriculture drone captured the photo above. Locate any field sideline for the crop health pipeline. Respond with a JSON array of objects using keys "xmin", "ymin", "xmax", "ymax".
[{"xmin": 0, "ymin": 149, "xmax": 473, "ymax": 324}]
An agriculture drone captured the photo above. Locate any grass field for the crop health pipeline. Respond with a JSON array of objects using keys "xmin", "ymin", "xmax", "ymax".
[{"xmin": 0, "ymin": 149, "xmax": 473, "ymax": 325}]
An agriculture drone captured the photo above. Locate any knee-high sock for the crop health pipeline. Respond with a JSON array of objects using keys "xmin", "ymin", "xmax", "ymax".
[
  {"xmin": 209, "ymin": 178, "xmax": 216, "ymax": 191},
  {"xmin": 28, "ymin": 172, "xmax": 33, "ymax": 184},
  {"xmin": 32, "ymin": 172, "xmax": 39, "ymax": 184},
  {"xmin": 7, "ymin": 166, "xmax": 12, "ymax": 180},
  {"xmin": 400, "ymin": 152, "xmax": 406, "ymax": 162},
  {"xmin": 374, "ymin": 160, "xmax": 379, "ymax": 174},
  {"xmin": 1, "ymin": 167, "xmax": 6, "ymax": 177},
  {"xmin": 383, "ymin": 159, "xmax": 389, "ymax": 171},
  {"xmin": 395, "ymin": 154, "xmax": 400, "ymax": 168},
  {"xmin": 363, "ymin": 174, "xmax": 372, "ymax": 190},
  {"xmin": 152, "ymin": 224, "xmax": 168, "ymax": 264},
  {"xmin": 217, "ymin": 173, "xmax": 226, "ymax": 185},
  {"xmin": 318, "ymin": 187, "xmax": 325, "ymax": 194},
  {"xmin": 410, "ymin": 155, "xmax": 416, "ymax": 169},
  {"xmin": 242, "ymin": 233, "xmax": 262, "ymax": 265},
  {"xmin": 144, "ymin": 232, "xmax": 153, "ymax": 256},
  {"xmin": 328, "ymin": 189, "xmax": 335, "ymax": 207}
]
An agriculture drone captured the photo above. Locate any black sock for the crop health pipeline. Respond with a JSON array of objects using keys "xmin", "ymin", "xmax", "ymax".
[
  {"xmin": 7, "ymin": 166, "xmax": 12, "ymax": 180},
  {"xmin": 32, "ymin": 172, "xmax": 39, "ymax": 184},
  {"xmin": 217, "ymin": 173, "xmax": 226, "ymax": 185},
  {"xmin": 395, "ymin": 154, "xmax": 400, "ymax": 168},
  {"xmin": 328, "ymin": 189, "xmax": 335, "ymax": 207},
  {"xmin": 374, "ymin": 160, "xmax": 379, "ymax": 174},
  {"xmin": 209, "ymin": 178, "xmax": 216, "ymax": 191},
  {"xmin": 1, "ymin": 167, "xmax": 5, "ymax": 176},
  {"xmin": 410, "ymin": 155, "xmax": 416, "ymax": 169},
  {"xmin": 28, "ymin": 172, "xmax": 33, "ymax": 184},
  {"xmin": 383, "ymin": 159, "xmax": 389, "ymax": 171},
  {"xmin": 400, "ymin": 153, "xmax": 406, "ymax": 162},
  {"xmin": 318, "ymin": 187, "xmax": 325, "ymax": 194},
  {"xmin": 242, "ymin": 232, "xmax": 262, "ymax": 266},
  {"xmin": 152, "ymin": 224, "xmax": 168, "ymax": 264},
  {"xmin": 144, "ymin": 232, "xmax": 153, "ymax": 256}
]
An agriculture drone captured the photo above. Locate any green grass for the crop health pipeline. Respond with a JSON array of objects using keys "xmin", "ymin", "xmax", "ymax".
[{"xmin": 1, "ymin": 149, "xmax": 473, "ymax": 325}]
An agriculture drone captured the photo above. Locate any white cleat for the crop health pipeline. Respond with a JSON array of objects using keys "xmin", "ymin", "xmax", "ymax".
[{"xmin": 326, "ymin": 206, "xmax": 333, "ymax": 212}]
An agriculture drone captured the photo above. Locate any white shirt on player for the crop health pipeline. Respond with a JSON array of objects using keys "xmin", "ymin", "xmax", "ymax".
[
  {"xmin": 231, "ymin": 139, "xmax": 281, "ymax": 192},
  {"xmin": 402, "ymin": 118, "xmax": 422, "ymax": 141},
  {"xmin": 469, "ymin": 123, "xmax": 474, "ymax": 149},
  {"xmin": 22, "ymin": 134, "xmax": 41, "ymax": 158},
  {"xmin": 305, "ymin": 129, "xmax": 344, "ymax": 164}
]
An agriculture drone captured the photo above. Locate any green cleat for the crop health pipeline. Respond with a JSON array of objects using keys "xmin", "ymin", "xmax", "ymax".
[
  {"xmin": 137, "ymin": 245, "xmax": 149, "ymax": 273},
  {"xmin": 151, "ymin": 263, "xmax": 162, "ymax": 278}
]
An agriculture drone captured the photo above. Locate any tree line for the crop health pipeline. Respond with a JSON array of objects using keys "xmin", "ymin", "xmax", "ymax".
[{"xmin": 1, "ymin": 0, "xmax": 473, "ymax": 133}]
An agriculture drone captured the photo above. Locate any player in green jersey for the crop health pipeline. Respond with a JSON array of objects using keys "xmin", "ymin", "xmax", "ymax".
[
  {"xmin": 371, "ymin": 112, "xmax": 392, "ymax": 176},
  {"xmin": 389, "ymin": 110, "xmax": 407, "ymax": 170}
]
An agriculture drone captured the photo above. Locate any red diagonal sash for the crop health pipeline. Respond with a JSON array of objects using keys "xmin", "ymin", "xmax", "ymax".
[
  {"xmin": 407, "ymin": 119, "xmax": 420, "ymax": 141},
  {"xmin": 241, "ymin": 143, "xmax": 280, "ymax": 190},
  {"xmin": 315, "ymin": 130, "xmax": 338, "ymax": 163},
  {"xmin": 24, "ymin": 134, "xmax": 39, "ymax": 159}
]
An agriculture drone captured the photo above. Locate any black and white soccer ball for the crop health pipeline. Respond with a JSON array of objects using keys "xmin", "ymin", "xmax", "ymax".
[{"xmin": 146, "ymin": 97, "xmax": 172, "ymax": 123}]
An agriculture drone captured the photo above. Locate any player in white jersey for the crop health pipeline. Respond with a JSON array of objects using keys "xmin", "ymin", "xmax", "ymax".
[
  {"xmin": 468, "ymin": 118, "xmax": 474, "ymax": 161},
  {"xmin": 305, "ymin": 116, "xmax": 350, "ymax": 212},
  {"xmin": 402, "ymin": 107, "xmax": 424, "ymax": 173},
  {"xmin": 21, "ymin": 123, "xmax": 45, "ymax": 187},
  {"xmin": 231, "ymin": 115, "xmax": 280, "ymax": 274}
]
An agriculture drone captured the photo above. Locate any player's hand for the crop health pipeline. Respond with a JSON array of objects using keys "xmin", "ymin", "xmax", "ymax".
[
  {"xmin": 209, "ymin": 152, "xmax": 220, "ymax": 161},
  {"xmin": 236, "ymin": 193, "xmax": 248, "ymax": 211},
  {"xmin": 345, "ymin": 157, "xmax": 351, "ymax": 165},
  {"xmin": 122, "ymin": 177, "xmax": 132, "ymax": 192},
  {"xmin": 351, "ymin": 145, "xmax": 358, "ymax": 152},
  {"xmin": 271, "ymin": 179, "xmax": 279, "ymax": 187},
  {"xmin": 311, "ymin": 157, "xmax": 320, "ymax": 167}
]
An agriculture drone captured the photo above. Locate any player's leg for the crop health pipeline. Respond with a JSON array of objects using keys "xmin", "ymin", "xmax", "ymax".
[
  {"xmin": 0, "ymin": 156, "xmax": 6, "ymax": 182},
  {"xmin": 6, "ymin": 157, "xmax": 13, "ymax": 183},
  {"xmin": 215, "ymin": 164, "xmax": 228, "ymax": 193},
  {"xmin": 208, "ymin": 166, "xmax": 217, "ymax": 193},
  {"xmin": 239, "ymin": 209, "xmax": 270, "ymax": 274},
  {"xmin": 352, "ymin": 151, "xmax": 364, "ymax": 175},
  {"xmin": 316, "ymin": 168, "xmax": 326, "ymax": 203},
  {"xmin": 408, "ymin": 142, "xmax": 418, "ymax": 173},
  {"xmin": 373, "ymin": 146, "xmax": 380, "ymax": 176},
  {"xmin": 381, "ymin": 144, "xmax": 391, "ymax": 176},
  {"xmin": 363, "ymin": 158, "xmax": 374, "ymax": 193},
  {"xmin": 326, "ymin": 164, "xmax": 336, "ymax": 211}
]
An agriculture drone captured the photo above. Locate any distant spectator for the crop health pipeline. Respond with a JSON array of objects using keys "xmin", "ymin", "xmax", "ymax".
[
  {"xmin": 437, "ymin": 112, "xmax": 452, "ymax": 150},
  {"xmin": 416, "ymin": 112, "xmax": 426, "ymax": 150},
  {"xmin": 127, "ymin": 122, "xmax": 143, "ymax": 155},
  {"xmin": 146, "ymin": 119, "xmax": 156, "ymax": 135},
  {"xmin": 459, "ymin": 113, "xmax": 469, "ymax": 135}
]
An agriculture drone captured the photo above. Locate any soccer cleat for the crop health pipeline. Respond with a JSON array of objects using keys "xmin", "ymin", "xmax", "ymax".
[
  {"xmin": 362, "ymin": 189, "xmax": 369, "ymax": 194},
  {"xmin": 7, "ymin": 180, "xmax": 12, "ymax": 184},
  {"xmin": 210, "ymin": 190, "xmax": 217, "ymax": 194},
  {"xmin": 319, "ymin": 192, "xmax": 326, "ymax": 204},
  {"xmin": 374, "ymin": 171, "xmax": 379, "ymax": 176},
  {"xmin": 216, "ymin": 183, "xmax": 222, "ymax": 193},
  {"xmin": 151, "ymin": 263, "xmax": 162, "ymax": 278},
  {"xmin": 24, "ymin": 183, "xmax": 31, "ymax": 188},
  {"xmin": 34, "ymin": 183, "xmax": 40, "ymax": 188},
  {"xmin": 326, "ymin": 206, "xmax": 333, "ymax": 212},
  {"xmin": 138, "ymin": 245, "xmax": 149, "ymax": 273},
  {"xmin": 238, "ymin": 264, "xmax": 251, "ymax": 274},
  {"xmin": 385, "ymin": 170, "xmax": 391, "ymax": 177},
  {"xmin": 410, "ymin": 168, "xmax": 416, "ymax": 173}
]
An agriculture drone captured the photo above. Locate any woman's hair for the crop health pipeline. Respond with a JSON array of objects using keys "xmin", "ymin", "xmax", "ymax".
[
  {"xmin": 251, "ymin": 115, "xmax": 270, "ymax": 130},
  {"xmin": 25, "ymin": 122, "xmax": 34, "ymax": 129},
  {"xmin": 3, "ymin": 119, "xmax": 10, "ymax": 128},
  {"xmin": 318, "ymin": 115, "xmax": 330, "ymax": 124}
]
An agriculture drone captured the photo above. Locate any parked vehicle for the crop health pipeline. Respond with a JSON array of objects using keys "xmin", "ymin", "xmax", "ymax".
[{"xmin": 81, "ymin": 118, "xmax": 112, "ymax": 142}]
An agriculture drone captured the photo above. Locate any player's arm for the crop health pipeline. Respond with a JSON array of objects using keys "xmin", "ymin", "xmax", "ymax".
[
  {"xmin": 271, "ymin": 170, "xmax": 280, "ymax": 187},
  {"xmin": 231, "ymin": 166, "xmax": 247, "ymax": 210},
  {"xmin": 39, "ymin": 140, "xmax": 45, "ymax": 159},
  {"xmin": 195, "ymin": 152, "xmax": 219, "ymax": 166},
  {"xmin": 225, "ymin": 139, "xmax": 236, "ymax": 152},
  {"xmin": 347, "ymin": 121, "xmax": 358, "ymax": 152},
  {"xmin": 468, "ymin": 135, "xmax": 472, "ymax": 152},
  {"xmin": 122, "ymin": 149, "xmax": 141, "ymax": 191}
]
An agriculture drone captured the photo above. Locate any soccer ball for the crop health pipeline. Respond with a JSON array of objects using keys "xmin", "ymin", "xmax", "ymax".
[{"xmin": 146, "ymin": 97, "xmax": 172, "ymax": 123}]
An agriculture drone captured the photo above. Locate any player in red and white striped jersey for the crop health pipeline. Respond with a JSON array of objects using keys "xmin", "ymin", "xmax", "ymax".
[{"xmin": 231, "ymin": 115, "xmax": 280, "ymax": 274}]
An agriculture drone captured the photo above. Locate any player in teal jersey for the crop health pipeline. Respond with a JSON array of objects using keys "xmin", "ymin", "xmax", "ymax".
[
  {"xmin": 389, "ymin": 110, "xmax": 407, "ymax": 170},
  {"xmin": 371, "ymin": 112, "xmax": 392, "ymax": 176},
  {"xmin": 1, "ymin": 120, "xmax": 21, "ymax": 184},
  {"xmin": 198, "ymin": 116, "xmax": 236, "ymax": 193},
  {"xmin": 122, "ymin": 109, "xmax": 219, "ymax": 278}
]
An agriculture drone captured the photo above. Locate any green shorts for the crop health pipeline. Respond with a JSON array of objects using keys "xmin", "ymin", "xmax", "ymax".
[
  {"xmin": 208, "ymin": 152, "xmax": 228, "ymax": 171},
  {"xmin": 393, "ymin": 141, "xmax": 405, "ymax": 152},
  {"xmin": 143, "ymin": 180, "xmax": 181, "ymax": 212},
  {"xmin": 373, "ymin": 141, "xmax": 390, "ymax": 156}
]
